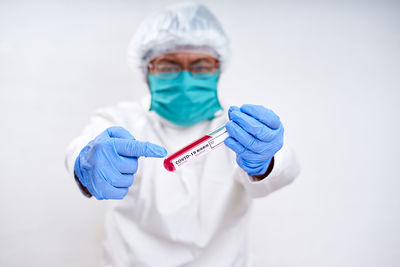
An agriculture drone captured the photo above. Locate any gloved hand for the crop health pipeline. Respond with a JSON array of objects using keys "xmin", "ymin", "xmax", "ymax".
[
  {"xmin": 74, "ymin": 126, "xmax": 167, "ymax": 200},
  {"xmin": 224, "ymin": 104, "xmax": 284, "ymax": 176}
]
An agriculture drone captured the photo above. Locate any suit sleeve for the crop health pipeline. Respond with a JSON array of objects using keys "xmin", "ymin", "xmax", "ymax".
[{"xmin": 234, "ymin": 144, "xmax": 300, "ymax": 198}]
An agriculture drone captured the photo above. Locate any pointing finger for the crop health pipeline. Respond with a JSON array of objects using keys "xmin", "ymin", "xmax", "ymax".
[{"xmin": 113, "ymin": 139, "xmax": 167, "ymax": 158}]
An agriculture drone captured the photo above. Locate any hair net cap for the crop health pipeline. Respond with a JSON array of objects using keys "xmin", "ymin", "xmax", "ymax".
[{"xmin": 128, "ymin": 2, "xmax": 230, "ymax": 74}]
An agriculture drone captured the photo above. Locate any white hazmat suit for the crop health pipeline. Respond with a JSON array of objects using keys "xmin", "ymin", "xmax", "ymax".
[
  {"xmin": 65, "ymin": 3, "xmax": 300, "ymax": 266},
  {"xmin": 65, "ymin": 97, "xmax": 299, "ymax": 266}
]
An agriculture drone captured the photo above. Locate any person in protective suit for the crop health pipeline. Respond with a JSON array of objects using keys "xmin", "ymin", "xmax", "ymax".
[{"xmin": 65, "ymin": 3, "xmax": 300, "ymax": 267}]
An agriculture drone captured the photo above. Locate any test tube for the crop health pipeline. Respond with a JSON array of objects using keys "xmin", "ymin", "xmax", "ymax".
[{"xmin": 163, "ymin": 125, "xmax": 229, "ymax": 172}]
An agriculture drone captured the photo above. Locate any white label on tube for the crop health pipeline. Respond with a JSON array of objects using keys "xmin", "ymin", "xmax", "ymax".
[
  {"xmin": 171, "ymin": 129, "xmax": 229, "ymax": 170},
  {"xmin": 209, "ymin": 131, "xmax": 229, "ymax": 149}
]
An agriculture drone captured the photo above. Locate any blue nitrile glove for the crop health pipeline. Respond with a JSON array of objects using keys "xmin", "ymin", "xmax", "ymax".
[
  {"xmin": 224, "ymin": 105, "xmax": 284, "ymax": 176},
  {"xmin": 74, "ymin": 126, "xmax": 167, "ymax": 200}
]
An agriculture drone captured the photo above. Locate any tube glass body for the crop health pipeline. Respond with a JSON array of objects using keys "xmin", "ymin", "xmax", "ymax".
[{"xmin": 163, "ymin": 125, "xmax": 229, "ymax": 172}]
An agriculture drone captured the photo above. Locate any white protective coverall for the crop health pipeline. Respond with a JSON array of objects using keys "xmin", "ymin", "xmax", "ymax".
[{"xmin": 65, "ymin": 95, "xmax": 300, "ymax": 267}]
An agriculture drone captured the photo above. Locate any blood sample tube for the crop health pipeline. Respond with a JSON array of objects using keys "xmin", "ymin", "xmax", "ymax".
[{"xmin": 163, "ymin": 124, "xmax": 229, "ymax": 172}]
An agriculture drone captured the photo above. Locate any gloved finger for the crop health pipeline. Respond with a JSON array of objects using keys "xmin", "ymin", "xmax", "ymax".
[
  {"xmin": 118, "ymin": 174, "xmax": 134, "ymax": 188},
  {"xmin": 237, "ymin": 156, "xmax": 270, "ymax": 176},
  {"xmin": 111, "ymin": 156, "xmax": 138, "ymax": 174},
  {"xmin": 106, "ymin": 126, "xmax": 135, "ymax": 139},
  {"xmin": 225, "ymin": 121, "xmax": 265, "ymax": 153},
  {"xmin": 224, "ymin": 137, "xmax": 246, "ymax": 154},
  {"xmin": 240, "ymin": 104, "xmax": 281, "ymax": 129},
  {"xmin": 226, "ymin": 136, "xmax": 272, "ymax": 160},
  {"xmin": 235, "ymin": 156, "xmax": 255, "ymax": 175},
  {"xmin": 228, "ymin": 106, "xmax": 240, "ymax": 120},
  {"xmin": 262, "ymin": 136, "xmax": 284, "ymax": 155},
  {"xmin": 91, "ymin": 177, "xmax": 129, "ymax": 200},
  {"xmin": 95, "ymin": 166, "xmax": 134, "ymax": 188},
  {"xmin": 230, "ymin": 110, "xmax": 279, "ymax": 142},
  {"xmin": 225, "ymin": 137, "xmax": 270, "ymax": 162},
  {"xmin": 239, "ymin": 156, "xmax": 266, "ymax": 169},
  {"xmin": 113, "ymin": 139, "xmax": 167, "ymax": 158},
  {"xmin": 240, "ymin": 150, "xmax": 271, "ymax": 161}
]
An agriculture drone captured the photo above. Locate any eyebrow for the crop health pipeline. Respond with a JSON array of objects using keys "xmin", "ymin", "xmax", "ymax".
[
  {"xmin": 154, "ymin": 58, "xmax": 180, "ymax": 65},
  {"xmin": 190, "ymin": 58, "xmax": 215, "ymax": 65}
]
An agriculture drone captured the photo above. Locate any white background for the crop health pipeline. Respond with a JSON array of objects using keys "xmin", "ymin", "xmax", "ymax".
[{"xmin": 1, "ymin": 0, "xmax": 399, "ymax": 266}]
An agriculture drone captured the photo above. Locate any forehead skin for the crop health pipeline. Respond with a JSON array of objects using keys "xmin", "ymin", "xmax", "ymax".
[{"xmin": 150, "ymin": 52, "xmax": 218, "ymax": 65}]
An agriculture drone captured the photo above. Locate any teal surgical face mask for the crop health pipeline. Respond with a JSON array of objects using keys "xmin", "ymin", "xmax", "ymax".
[{"xmin": 147, "ymin": 71, "xmax": 222, "ymax": 127}]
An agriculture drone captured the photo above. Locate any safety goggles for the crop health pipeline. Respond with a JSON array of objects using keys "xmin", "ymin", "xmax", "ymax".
[{"xmin": 148, "ymin": 59, "xmax": 219, "ymax": 80}]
